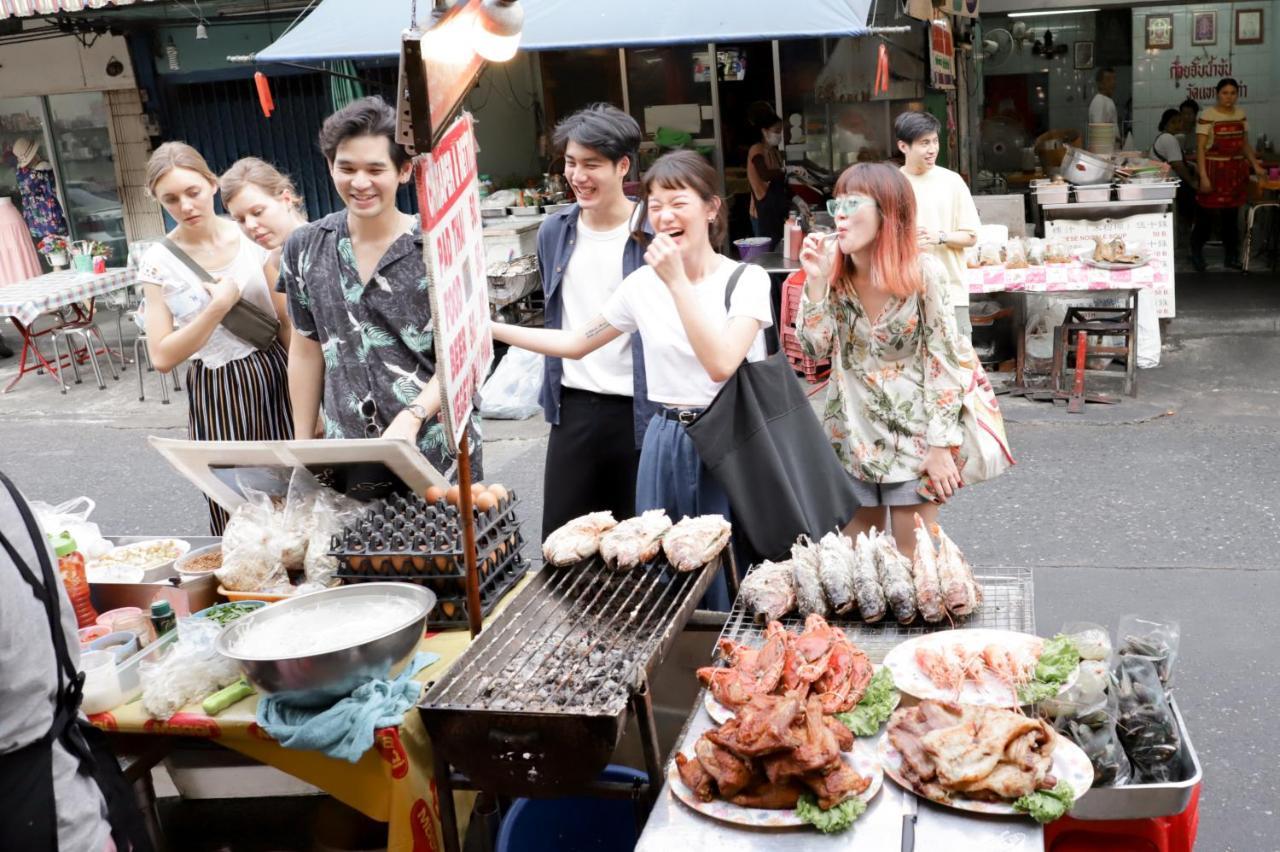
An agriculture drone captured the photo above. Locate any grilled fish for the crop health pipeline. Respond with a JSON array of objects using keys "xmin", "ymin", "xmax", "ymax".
[
  {"xmin": 851, "ymin": 532, "xmax": 887, "ymax": 622},
  {"xmin": 790, "ymin": 535, "xmax": 829, "ymax": 618},
  {"xmin": 740, "ymin": 560, "xmax": 797, "ymax": 622},
  {"xmin": 599, "ymin": 509, "xmax": 672, "ymax": 569},
  {"xmin": 817, "ymin": 531, "xmax": 857, "ymax": 615},
  {"xmin": 662, "ymin": 514, "xmax": 732, "ymax": 572},
  {"xmin": 933, "ymin": 523, "xmax": 982, "ymax": 617},
  {"xmin": 542, "ymin": 511, "xmax": 618, "ymax": 566},
  {"xmin": 911, "ymin": 515, "xmax": 946, "ymax": 623},
  {"xmin": 873, "ymin": 529, "xmax": 918, "ymax": 624}
]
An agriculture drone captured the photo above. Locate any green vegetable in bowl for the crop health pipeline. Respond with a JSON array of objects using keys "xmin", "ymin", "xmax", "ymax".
[
  {"xmin": 795, "ymin": 792, "xmax": 867, "ymax": 833},
  {"xmin": 1013, "ymin": 780, "xmax": 1075, "ymax": 823},
  {"xmin": 835, "ymin": 667, "xmax": 897, "ymax": 737},
  {"xmin": 1018, "ymin": 635, "xmax": 1081, "ymax": 704},
  {"xmin": 203, "ymin": 602, "xmax": 263, "ymax": 626}
]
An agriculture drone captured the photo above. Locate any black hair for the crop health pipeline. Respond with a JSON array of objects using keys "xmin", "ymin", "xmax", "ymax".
[
  {"xmin": 1179, "ymin": 97, "xmax": 1199, "ymax": 113},
  {"xmin": 552, "ymin": 103, "xmax": 641, "ymax": 167},
  {"xmin": 1216, "ymin": 77, "xmax": 1239, "ymax": 92},
  {"xmin": 317, "ymin": 96, "xmax": 409, "ymax": 169},
  {"xmin": 1095, "ymin": 66, "xmax": 1116, "ymax": 84},
  {"xmin": 1158, "ymin": 109, "xmax": 1180, "ymax": 132},
  {"xmin": 893, "ymin": 110, "xmax": 941, "ymax": 145},
  {"xmin": 747, "ymin": 100, "xmax": 782, "ymax": 131}
]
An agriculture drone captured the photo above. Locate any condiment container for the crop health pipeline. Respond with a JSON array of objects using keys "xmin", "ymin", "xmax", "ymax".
[
  {"xmin": 51, "ymin": 531, "xmax": 99, "ymax": 628},
  {"xmin": 113, "ymin": 611, "xmax": 155, "ymax": 647},
  {"xmin": 150, "ymin": 600, "xmax": 177, "ymax": 638},
  {"xmin": 90, "ymin": 631, "xmax": 140, "ymax": 664},
  {"xmin": 96, "ymin": 606, "xmax": 143, "ymax": 631},
  {"xmin": 78, "ymin": 625, "xmax": 110, "ymax": 647},
  {"xmin": 782, "ymin": 215, "xmax": 803, "ymax": 260},
  {"xmin": 79, "ymin": 650, "xmax": 123, "ymax": 714}
]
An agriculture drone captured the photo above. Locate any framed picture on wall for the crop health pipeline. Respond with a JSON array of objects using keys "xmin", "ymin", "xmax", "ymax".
[
  {"xmin": 1192, "ymin": 10, "xmax": 1217, "ymax": 46},
  {"xmin": 1145, "ymin": 14, "xmax": 1174, "ymax": 49},
  {"xmin": 1074, "ymin": 41, "xmax": 1095, "ymax": 69},
  {"xmin": 1235, "ymin": 9, "xmax": 1264, "ymax": 45}
]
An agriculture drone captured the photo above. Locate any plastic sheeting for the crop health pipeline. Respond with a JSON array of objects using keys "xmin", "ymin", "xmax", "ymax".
[{"xmin": 256, "ymin": 0, "xmax": 871, "ymax": 63}]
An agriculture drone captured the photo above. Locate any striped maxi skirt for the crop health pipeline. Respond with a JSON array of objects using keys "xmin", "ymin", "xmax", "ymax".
[{"xmin": 186, "ymin": 341, "xmax": 293, "ymax": 534}]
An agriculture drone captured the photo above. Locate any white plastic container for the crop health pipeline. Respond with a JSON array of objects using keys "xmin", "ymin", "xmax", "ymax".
[
  {"xmin": 1116, "ymin": 180, "xmax": 1178, "ymax": 201},
  {"xmin": 1032, "ymin": 180, "xmax": 1069, "ymax": 205},
  {"xmin": 80, "ymin": 650, "xmax": 123, "ymax": 714},
  {"xmin": 1073, "ymin": 184, "xmax": 1112, "ymax": 203}
]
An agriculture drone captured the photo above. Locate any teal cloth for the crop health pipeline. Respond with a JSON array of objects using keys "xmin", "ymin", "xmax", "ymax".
[{"xmin": 256, "ymin": 651, "xmax": 440, "ymax": 763}]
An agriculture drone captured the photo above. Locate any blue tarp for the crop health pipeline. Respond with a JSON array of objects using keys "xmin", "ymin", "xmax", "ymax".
[{"xmin": 256, "ymin": 0, "xmax": 871, "ymax": 63}]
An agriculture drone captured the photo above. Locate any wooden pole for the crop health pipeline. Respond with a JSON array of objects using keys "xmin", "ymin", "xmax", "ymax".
[{"xmin": 456, "ymin": 430, "xmax": 483, "ymax": 638}]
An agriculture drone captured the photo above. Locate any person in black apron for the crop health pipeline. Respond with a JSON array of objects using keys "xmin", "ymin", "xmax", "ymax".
[
  {"xmin": 0, "ymin": 471, "xmax": 153, "ymax": 852},
  {"xmin": 746, "ymin": 101, "xmax": 791, "ymax": 249}
]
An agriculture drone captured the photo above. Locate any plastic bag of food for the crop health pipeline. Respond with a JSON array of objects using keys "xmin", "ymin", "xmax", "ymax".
[
  {"xmin": 1062, "ymin": 621, "xmax": 1113, "ymax": 662},
  {"xmin": 963, "ymin": 246, "xmax": 982, "ymax": 269},
  {"xmin": 1025, "ymin": 238, "xmax": 1046, "ymax": 266},
  {"xmin": 140, "ymin": 617, "xmax": 242, "ymax": 719},
  {"xmin": 1058, "ymin": 708, "xmax": 1133, "ymax": 787},
  {"xmin": 1117, "ymin": 615, "xmax": 1179, "ymax": 687},
  {"xmin": 1004, "ymin": 239, "xmax": 1029, "ymax": 269},
  {"xmin": 29, "ymin": 497, "xmax": 111, "ymax": 559},
  {"xmin": 979, "ymin": 243, "xmax": 1003, "ymax": 267},
  {"xmin": 303, "ymin": 486, "xmax": 364, "ymax": 588},
  {"xmin": 216, "ymin": 487, "xmax": 290, "ymax": 592},
  {"xmin": 1113, "ymin": 655, "xmax": 1181, "ymax": 783}
]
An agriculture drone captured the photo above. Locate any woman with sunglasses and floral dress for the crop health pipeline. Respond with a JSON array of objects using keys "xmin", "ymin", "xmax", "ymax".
[{"xmin": 796, "ymin": 163, "xmax": 967, "ymax": 555}]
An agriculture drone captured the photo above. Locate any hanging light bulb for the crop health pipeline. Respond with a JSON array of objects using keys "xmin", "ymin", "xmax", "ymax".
[
  {"xmin": 472, "ymin": 0, "xmax": 523, "ymax": 62},
  {"xmin": 195, "ymin": 21, "xmax": 208, "ymax": 40},
  {"xmin": 165, "ymin": 37, "xmax": 180, "ymax": 71}
]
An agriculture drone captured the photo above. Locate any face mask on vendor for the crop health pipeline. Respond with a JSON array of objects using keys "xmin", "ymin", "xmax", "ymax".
[{"xmin": 764, "ymin": 129, "xmax": 784, "ymax": 147}]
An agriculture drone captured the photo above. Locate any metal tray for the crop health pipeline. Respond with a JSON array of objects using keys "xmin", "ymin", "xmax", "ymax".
[{"xmin": 1071, "ymin": 697, "xmax": 1201, "ymax": 820}]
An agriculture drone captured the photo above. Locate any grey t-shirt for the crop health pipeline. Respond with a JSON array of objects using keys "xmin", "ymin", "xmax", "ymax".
[{"xmin": 0, "ymin": 481, "xmax": 110, "ymax": 852}]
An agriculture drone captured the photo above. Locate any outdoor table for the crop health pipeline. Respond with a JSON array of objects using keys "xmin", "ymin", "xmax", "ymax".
[
  {"xmin": 0, "ymin": 267, "xmax": 137, "ymax": 393},
  {"xmin": 966, "ymin": 262, "xmax": 1156, "ymax": 396},
  {"xmin": 89, "ymin": 575, "xmax": 532, "ymax": 852}
]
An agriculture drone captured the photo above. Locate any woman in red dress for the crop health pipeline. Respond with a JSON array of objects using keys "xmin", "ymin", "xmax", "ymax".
[{"xmin": 1192, "ymin": 78, "xmax": 1266, "ymax": 271}]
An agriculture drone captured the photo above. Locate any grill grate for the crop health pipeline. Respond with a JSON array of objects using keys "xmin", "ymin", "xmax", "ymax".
[
  {"xmin": 423, "ymin": 554, "xmax": 720, "ymax": 718},
  {"xmin": 715, "ymin": 566, "xmax": 1035, "ymax": 664}
]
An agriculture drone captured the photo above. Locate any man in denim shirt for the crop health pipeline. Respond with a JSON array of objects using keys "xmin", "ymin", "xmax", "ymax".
[{"xmin": 537, "ymin": 104, "xmax": 655, "ymax": 538}]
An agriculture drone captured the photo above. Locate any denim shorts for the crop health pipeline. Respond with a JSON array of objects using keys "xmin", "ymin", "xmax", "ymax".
[{"xmin": 849, "ymin": 476, "xmax": 926, "ymax": 508}]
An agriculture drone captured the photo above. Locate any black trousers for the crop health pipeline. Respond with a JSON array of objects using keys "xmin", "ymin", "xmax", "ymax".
[
  {"xmin": 1191, "ymin": 205, "xmax": 1241, "ymax": 262},
  {"xmin": 541, "ymin": 388, "xmax": 641, "ymax": 540}
]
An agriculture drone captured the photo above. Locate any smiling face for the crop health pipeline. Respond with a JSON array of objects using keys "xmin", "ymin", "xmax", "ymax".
[
  {"xmin": 563, "ymin": 140, "xmax": 628, "ymax": 211},
  {"xmin": 832, "ymin": 194, "xmax": 882, "ymax": 257},
  {"xmin": 646, "ymin": 182, "xmax": 719, "ymax": 253},
  {"xmin": 225, "ymin": 182, "xmax": 299, "ymax": 250},
  {"xmin": 329, "ymin": 134, "xmax": 410, "ymax": 220},
  {"xmin": 898, "ymin": 131, "xmax": 940, "ymax": 172},
  {"xmin": 153, "ymin": 167, "xmax": 218, "ymax": 230}
]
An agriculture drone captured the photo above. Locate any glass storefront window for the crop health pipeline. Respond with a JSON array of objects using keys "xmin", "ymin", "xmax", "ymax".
[
  {"xmin": 48, "ymin": 92, "xmax": 126, "ymax": 263},
  {"xmin": 625, "ymin": 45, "xmax": 715, "ymax": 172}
]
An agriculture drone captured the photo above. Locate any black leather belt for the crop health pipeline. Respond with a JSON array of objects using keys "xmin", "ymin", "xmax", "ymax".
[{"xmin": 660, "ymin": 407, "xmax": 704, "ymax": 424}]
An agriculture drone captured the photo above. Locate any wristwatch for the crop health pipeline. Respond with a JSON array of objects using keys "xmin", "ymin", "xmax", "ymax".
[
  {"xmin": 936, "ymin": 230, "xmax": 948, "ymax": 246},
  {"xmin": 405, "ymin": 403, "xmax": 429, "ymax": 421}
]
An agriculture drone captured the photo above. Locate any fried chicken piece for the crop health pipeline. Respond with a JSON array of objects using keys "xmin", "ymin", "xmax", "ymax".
[
  {"xmin": 675, "ymin": 751, "xmax": 714, "ymax": 802},
  {"xmin": 706, "ymin": 692, "xmax": 804, "ymax": 758},
  {"xmin": 662, "ymin": 514, "xmax": 732, "ymax": 572},
  {"xmin": 761, "ymin": 695, "xmax": 841, "ymax": 783},
  {"xmin": 694, "ymin": 734, "xmax": 754, "ymax": 798},
  {"xmin": 803, "ymin": 760, "xmax": 872, "ymax": 810},
  {"xmin": 824, "ymin": 715, "xmax": 855, "ymax": 753},
  {"xmin": 726, "ymin": 779, "xmax": 805, "ymax": 810}
]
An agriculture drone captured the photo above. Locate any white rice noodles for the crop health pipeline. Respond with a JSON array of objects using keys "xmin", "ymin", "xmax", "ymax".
[{"xmin": 231, "ymin": 597, "xmax": 421, "ymax": 659}]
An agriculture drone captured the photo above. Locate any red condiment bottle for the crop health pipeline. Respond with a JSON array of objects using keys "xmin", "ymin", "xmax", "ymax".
[{"xmin": 50, "ymin": 531, "xmax": 99, "ymax": 628}]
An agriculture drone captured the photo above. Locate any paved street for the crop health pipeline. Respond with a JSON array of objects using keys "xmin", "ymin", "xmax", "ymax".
[{"xmin": 1, "ymin": 292, "xmax": 1277, "ymax": 849}]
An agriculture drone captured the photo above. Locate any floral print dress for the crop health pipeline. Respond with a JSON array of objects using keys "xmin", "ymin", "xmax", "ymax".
[
  {"xmin": 16, "ymin": 166, "xmax": 68, "ymax": 240},
  {"xmin": 795, "ymin": 255, "xmax": 965, "ymax": 484}
]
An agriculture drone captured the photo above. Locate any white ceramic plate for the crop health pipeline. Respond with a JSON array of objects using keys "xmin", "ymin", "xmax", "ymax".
[
  {"xmin": 668, "ymin": 739, "xmax": 883, "ymax": 829},
  {"xmin": 702, "ymin": 666, "xmax": 899, "ymax": 729},
  {"xmin": 1078, "ymin": 247, "xmax": 1148, "ymax": 270},
  {"xmin": 882, "ymin": 629, "xmax": 1078, "ymax": 708},
  {"xmin": 878, "ymin": 729, "xmax": 1094, "ymax": 817}
]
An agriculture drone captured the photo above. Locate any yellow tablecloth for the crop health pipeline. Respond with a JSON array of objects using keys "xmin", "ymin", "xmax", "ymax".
[{"xmin": 90, "ymin": 577, "xmax": 532, "ymax": 852}]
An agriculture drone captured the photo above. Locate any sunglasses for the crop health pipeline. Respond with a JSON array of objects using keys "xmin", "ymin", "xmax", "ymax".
[
  {"xmin": 360, "ymin": 398, "xmax": 381, "ymax": 438},
  {"xmin": 826, "ymin": 197, "xmax": 878, "ymax": 218}
]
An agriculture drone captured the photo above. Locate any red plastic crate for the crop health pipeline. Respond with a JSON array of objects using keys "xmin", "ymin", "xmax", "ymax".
[{"xmin": 1045, "ymin": 784, "xmax": 1201, "ymax": 852}]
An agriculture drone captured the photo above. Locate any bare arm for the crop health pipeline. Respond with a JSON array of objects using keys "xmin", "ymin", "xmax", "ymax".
[
  {"xmin": 942, "ymin": 230, "xmax": 978, "ymax": 249},
  {"xmin": 1196, "ymin": 134, "xmax": 1210, "ymax": 181},
  {"xmin": 668, "ymin": 283, "xmax": 762, "ymax": 383},
  {"xmin": 288, "ymin": 333, "xmax": 324, "ymax": 439},
  {"xmin": 1243, "ymin": 140, "xmax": 1264, "ymax": 174},
  {"xmin": 490, "ymin": 316, "xmax": 622, "ymax": 360},
  {"xmin": 1170, "ymin": 160, "xmax": 1196, "ymax": 186},
  {"xmin": 265, "ymin": 254, "xmax": 291, "ymax": 347},
  {"xmin": 141, "ymin": 282, "xmax": 234, "ymax": 373}
]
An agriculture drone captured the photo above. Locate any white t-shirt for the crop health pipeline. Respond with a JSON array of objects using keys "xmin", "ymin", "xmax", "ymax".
[
  {"xmin": 600, "ymin": 257, "xmax": 773, "ymax": 407},
  {"xmin": 138, "ymin": 230, "xmax": 273, "ymax": 369},
  {"xmin": 1152, "ymin": 132, "xmax": 1183, "ymax": 164},
  {"xmin": 560, "ymin": 215, "xmax": 634, "ymax": 397},
  {"xmin": 900, "ymin": 165, "xmax": 981, "ymax": 307}
]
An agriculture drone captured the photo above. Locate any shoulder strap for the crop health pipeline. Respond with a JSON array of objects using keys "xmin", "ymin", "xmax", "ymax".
[
  {"xmin": 722, "ymin": 262, "xmax": 749, "ymax": 311},
  {"xmin": 161, "ymin": 235, "xmax": 215, "ymax": 283},
  {"xmin": 723, "ymin": 262, "xmax": 780, "ymax": 356}
]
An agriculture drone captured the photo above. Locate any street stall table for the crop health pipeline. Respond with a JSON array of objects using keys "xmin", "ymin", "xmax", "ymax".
[{"xmin": 0, "ymin": 267, "xmax": 136, "ymax": 392}]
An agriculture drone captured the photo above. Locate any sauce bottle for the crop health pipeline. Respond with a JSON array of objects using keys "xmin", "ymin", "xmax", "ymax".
[
  {"xmin": 149, "ymin": 600, "xmax": 177, "ymax": 638},
  {"xmin": 50, "ymin": 531, "xmax": 99, "ymax": 628}
]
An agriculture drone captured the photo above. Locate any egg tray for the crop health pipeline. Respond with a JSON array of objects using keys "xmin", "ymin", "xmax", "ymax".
[
  {"xmin": 339, "ymin": 544, "xmax": 531, "ymax": 630},
  {"xmin": 330, "ymin": 491, "xmax": 521, "ymax": 581},
  {"xmin": 334, "ymin": 530, "xmax": 525, "ymax": 594}
]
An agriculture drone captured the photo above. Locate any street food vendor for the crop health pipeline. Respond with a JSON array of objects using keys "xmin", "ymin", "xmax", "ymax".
[
  {"xmin": 1089, "ymin": 68, "xmax": 1122, "ymax": 149},
  {"xmin": 745, "ymin": 101, "xmax": 791, "ymax": 248},
  {"xmin": 1191, "ymin": 78, "xmax": 1266, "ymax": 271}
]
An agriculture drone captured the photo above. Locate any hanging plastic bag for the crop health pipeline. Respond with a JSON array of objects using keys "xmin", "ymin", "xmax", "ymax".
[
  {"xmin": 479, "ymin": 347, "xmax": 544, "ymax": 420},
  {"xmin": 29, "ymin": 497, "xmax": 111, "ymax": 558}
]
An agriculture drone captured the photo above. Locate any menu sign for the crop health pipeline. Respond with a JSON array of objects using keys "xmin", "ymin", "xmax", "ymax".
[{"xmin": 1044, "ymin": 213, "xmax": 1177, "ymax": 318}]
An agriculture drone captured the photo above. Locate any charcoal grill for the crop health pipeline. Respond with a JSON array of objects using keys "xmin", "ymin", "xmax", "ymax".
[
  {"xmin": 418, "ymin": 551, "xmax": 726, "ymax": 852},
  {"xmin": 717, "ymin": 565, "xmax": 1035, "ymax": 663}
]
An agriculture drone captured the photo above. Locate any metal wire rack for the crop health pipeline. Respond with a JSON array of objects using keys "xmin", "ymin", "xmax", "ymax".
[{"xmin": 715, "ymin": 565, "xmax": 1035, "ymax": 664}]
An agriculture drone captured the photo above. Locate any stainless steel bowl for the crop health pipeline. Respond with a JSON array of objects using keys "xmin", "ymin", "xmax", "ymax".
[
  {"xmin": 215, "ymin": 583, "xmax": 435, "ymax": 704},
  {"xmin": 1061, "ymin": 146, "xmax": 1116, "ymax": 186}
]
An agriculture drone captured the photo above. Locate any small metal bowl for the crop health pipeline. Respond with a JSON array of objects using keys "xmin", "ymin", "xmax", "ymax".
[{"xmin": 215, "ymin": 583, "xmax": 435, "ymax": 704}]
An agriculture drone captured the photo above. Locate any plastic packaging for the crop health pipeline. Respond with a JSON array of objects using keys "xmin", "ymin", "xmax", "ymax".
[
  {"xmin": 1003, "ymin": 239, "xmax": 1029, "ymax": 269},
  {"xmin": 479, "ymin": 347, "xmax": 544, "ymax": 420},
  {"xmin": 216, "ymin": 488, "xmax": 290, "ymax": 593},
  {"xmin": 30, "ymin": 497, "xmax": 110, "ymax": 559},
  {"xmin": 1062, "ymin": 621, "xmax": 1113, "ymax": 662},
  {"xmin": 80, "ymin": 650, "xmax": 123, "ymax": 715},
  {"xmin": 1113, "ymin": 655, "xmax": 1181, "ymax": 783},
  {"xmin": 50, "ymin": 531, "xmax": 98, "ymax": 628},
  {"xmin": 978, "ymin": 243, "xmax": 1003, "ymax": 266},
  {"xmin": 140, "ymin": 617, "xmax": 241, "ymax": 719},
  {"xmin": 1025, "ymin": 238, "xmax": 1046, "ymax": 265},
  {"xmin": 1117, "ymin": 615, "xmax": 1180, "ymax": 686}
]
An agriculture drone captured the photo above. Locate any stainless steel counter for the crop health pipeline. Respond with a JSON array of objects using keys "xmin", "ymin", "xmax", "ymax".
[{"xmin": 638, "ymin": 699, "xmax": 1045, "ymax": 851}]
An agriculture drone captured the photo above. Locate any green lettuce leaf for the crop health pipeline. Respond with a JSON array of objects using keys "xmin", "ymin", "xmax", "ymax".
[
  {"xmin": 1013, "ymin": 780, "xmax": 1076, "ymax": 823},
  {"xmin": 1017, "ymin": 635, "xmax": 1081, "ymax": 704},
  {"xmin": 835, "ymin": 668, "xmax": 898, "ymax": 737},
  {"xmin": 795, "ymin": 792, "xmax": 867, "ymax": 834}
]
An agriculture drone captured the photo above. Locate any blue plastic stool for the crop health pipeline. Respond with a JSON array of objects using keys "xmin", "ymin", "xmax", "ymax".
[{"xmin": 495, "ymin": 765, "xmax": 647, "ymax": 852}]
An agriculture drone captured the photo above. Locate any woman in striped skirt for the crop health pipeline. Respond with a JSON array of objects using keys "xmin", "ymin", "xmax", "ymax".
[{"xmin": 137, "ymin": 142, "xmax": 294, "ymax": 533}]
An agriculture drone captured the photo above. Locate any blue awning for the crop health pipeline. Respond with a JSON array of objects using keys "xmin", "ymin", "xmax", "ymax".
[{"xmin": 256, "ymin": 0, "xmax": 871, "ymax": 64}]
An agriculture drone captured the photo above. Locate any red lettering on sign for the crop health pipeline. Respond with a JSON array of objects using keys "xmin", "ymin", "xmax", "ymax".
[
  {"xmin": 143, "ymin": 712, "xmax": 222, "ymax": 738},
  {"xmin": 375, "ymin": 727, "xmax": 410, "ymax": 780},
  {"xmin": 409, "ymin": 797, "xmax": 439, "ymax": 852},
  {"xmin": 246, "ymin": 722, "xmax": 277, "ymax": 742},
  {"xmin": 88, "ymin": 711, "xmax": 117, "ymax": 731}
]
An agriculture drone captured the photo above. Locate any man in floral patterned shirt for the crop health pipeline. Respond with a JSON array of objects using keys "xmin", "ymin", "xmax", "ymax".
[{"xmin": 278, "ymin": 97, "xmax": 481, "ymax": 480}]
